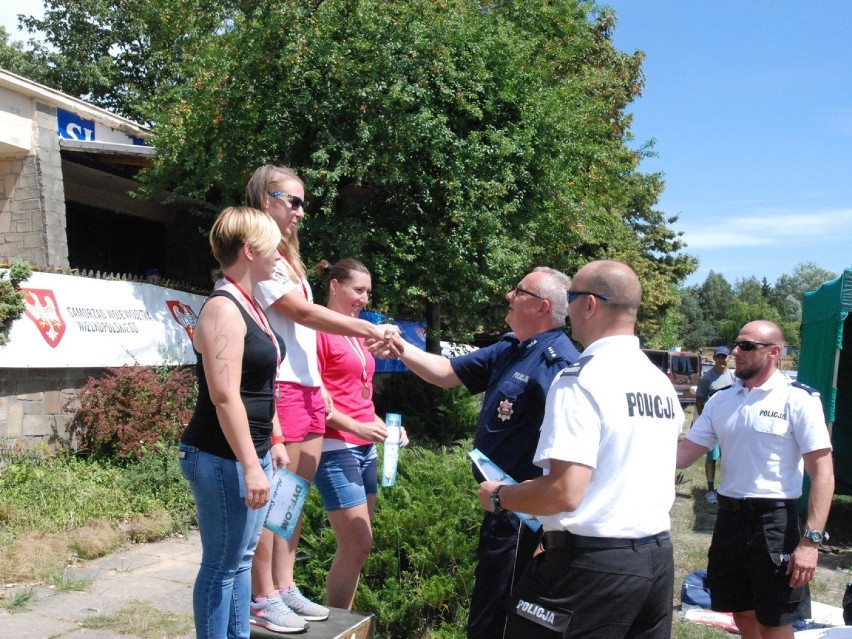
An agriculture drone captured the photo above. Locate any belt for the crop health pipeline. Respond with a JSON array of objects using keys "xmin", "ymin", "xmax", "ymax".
[
  {"xmin": 542, "ymin": 530, "xmax": 670, "ymax": 551},
  {"xmin": 717, "ymin": 495, "xmax": 797, "ymax": 513}
]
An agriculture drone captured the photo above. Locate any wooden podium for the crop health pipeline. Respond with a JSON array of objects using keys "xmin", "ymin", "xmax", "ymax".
[{"xmin": 251, "ymin": 607, "xmax": 375, "ymax": 639}]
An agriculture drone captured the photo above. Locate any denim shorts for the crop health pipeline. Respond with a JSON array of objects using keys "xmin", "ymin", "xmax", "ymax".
[{"xmin": 314, "ymin": 444, "xmax": 378, "ymax": 511}]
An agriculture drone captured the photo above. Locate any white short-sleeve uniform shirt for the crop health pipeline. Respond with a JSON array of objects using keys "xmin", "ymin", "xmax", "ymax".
[
  {"xmin": 534, "ymin": 335, "xmax": 684, "ymax": 538},
  {"xmin": 686, "ymin": 370, "xmax": 831, "ymax": 499}
]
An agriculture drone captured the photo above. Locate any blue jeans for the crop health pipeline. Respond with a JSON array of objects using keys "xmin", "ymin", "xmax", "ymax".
[{"xmin": 179, "ymin": 443, "xmax": 271, "ymax": 639}]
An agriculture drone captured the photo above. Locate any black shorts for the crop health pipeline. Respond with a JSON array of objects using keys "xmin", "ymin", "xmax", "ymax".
[
  {"xmin": 505, "ymin": 532, "xmax": 674, "ymax": 638},
  {"xmin": 706, "ymin": 502, "xmax": 810, "ymax": 626}
]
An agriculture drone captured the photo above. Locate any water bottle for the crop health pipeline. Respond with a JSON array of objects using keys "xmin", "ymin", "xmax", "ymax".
[{"xmin": 382, "ymin": 413, "xmax": 402, "ymax": 487}]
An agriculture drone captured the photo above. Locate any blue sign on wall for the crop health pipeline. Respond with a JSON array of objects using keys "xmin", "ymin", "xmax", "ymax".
[{"xmin": 57, "ymin": 108, "xmax": 95, "ymax": 141}]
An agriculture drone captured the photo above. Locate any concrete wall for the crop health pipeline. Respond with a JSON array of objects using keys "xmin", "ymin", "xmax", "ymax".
[{"xmin": 0, "ymin": 367, "xmax": 100, "ymax": 449}]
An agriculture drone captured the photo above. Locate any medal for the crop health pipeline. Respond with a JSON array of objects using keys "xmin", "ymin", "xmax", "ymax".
[{"xmin": 344, "ymin": 336, "xmax": 370, "ymax": 399}]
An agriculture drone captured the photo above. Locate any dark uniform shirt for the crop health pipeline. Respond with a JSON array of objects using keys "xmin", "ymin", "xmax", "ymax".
[{"xmin": 451, "ymin": 328, "xmax": 579, "ymax": 482}]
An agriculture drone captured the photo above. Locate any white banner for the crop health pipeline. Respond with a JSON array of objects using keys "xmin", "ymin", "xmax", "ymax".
[{"xmin": 0, "ymin": 271, "xmax": 207, "ymax": 368}]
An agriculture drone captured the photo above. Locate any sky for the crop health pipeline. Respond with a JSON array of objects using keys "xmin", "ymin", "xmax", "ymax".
[
  {"xmin": 606, "ymin": 1, "xmax": 852, "ymax": 287},
  {"xmin": 0, "ymin": 3, "xmax": 42, "ymax": 42},
  {"xmin": 3, "ymin": 2, "xmax": 852, "ymax": 289}
]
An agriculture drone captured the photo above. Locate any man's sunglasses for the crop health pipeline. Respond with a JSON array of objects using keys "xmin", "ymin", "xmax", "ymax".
[
  {"xmin": 268, "ymin": 191, "xmax": 306, "ymax": 209},
  {"xmin": 732, "ymin": 340, "xmax": 775, "ymax": 352},
  {"xmin": 567, "ymin": 291, "xmax": 609, "ymax": 304}
]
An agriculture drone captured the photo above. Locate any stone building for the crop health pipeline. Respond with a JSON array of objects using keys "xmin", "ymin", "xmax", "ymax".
[{"xmin": 1, "ymin": 68, "xmax": 210, "ymax": 448}]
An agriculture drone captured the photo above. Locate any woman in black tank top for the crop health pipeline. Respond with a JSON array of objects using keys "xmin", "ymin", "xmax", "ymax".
[{"xmin": 178, "ymin": 206, "xmax": 291, "ymax": 639}]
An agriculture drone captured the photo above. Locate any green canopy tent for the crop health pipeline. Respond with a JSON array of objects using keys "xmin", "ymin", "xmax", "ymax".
[{"xmin": 799, "ymin": 268, "xmax": 852, "ymax": 494}]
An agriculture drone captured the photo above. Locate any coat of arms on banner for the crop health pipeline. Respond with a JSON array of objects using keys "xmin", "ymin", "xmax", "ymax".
[
  {"xmin": 22, "ymin": 288, "xmax": 66, "ymax": 348},
  {"xmin": 167, "ymin": 301, "xmax": 198, "ymax": 339}
]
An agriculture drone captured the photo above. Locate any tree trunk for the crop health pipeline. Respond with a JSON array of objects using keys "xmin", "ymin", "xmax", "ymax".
[{"xmin": 425, "ymin": 300, "xmax": 441, "ymax": 354}]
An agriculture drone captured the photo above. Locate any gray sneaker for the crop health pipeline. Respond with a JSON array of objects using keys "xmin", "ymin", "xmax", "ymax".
[
  {"xmin": 705, "ymin": 490, "xmax": 718, "ymax": 505},
  {"xmin": 250, "ymin": 596, "xmax": 309, "ymax": 634},
  {"xmin": 279, "ymin": 585, "xmax": 330, "ymax": 621}
]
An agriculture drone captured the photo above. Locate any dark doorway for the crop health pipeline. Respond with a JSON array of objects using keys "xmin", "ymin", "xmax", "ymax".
[{"xmin": 66, "ymin": 200, "xmax": 166, "ymax": 279}]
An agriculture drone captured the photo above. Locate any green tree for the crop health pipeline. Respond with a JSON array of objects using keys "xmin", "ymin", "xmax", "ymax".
[
  {"xmin": 16, "ymin": 0, "xmax": 696, "ymax": 342},
  {"xmin": 19, "ymin": 0, "xmax": 233, "ymax": 121},
  {"xmin": 140, "ymin": 0, "xmax": 694, "ymax": 343},
  {"xmin": 734, "ymin": 276, "xmax": 766, "ymax": 306},
  {"xmin": 0, "ymin": 26, "xmax": 47, "ymax": 81},
  {"xmin": 679, "ymin": 286, "xmax": 716, "ymax": 351},
  {"xmin": 716, "ymin": 298, "xmax": 785, "ymax": 347},
  {"xmin": 641, "ymin": 285, "xmax": 684, "ymax": 349},
  {"xmin": 698, "ymin": 271, "xmax": 735, "ymax": 324},
  {"xmin": 772, "ymin": 261, "xmax": 837, "ymax": 323}
]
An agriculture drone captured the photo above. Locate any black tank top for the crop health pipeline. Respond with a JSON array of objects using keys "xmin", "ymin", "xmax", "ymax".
[{"xmin": 181, "ymin": 290, "xmax": 284, "ymax": 459}]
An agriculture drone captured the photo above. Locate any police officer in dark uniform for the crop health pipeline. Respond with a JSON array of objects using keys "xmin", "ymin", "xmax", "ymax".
[{"xmin": 371, "ymin": 267, "xmax": 579, "ymax": 639}]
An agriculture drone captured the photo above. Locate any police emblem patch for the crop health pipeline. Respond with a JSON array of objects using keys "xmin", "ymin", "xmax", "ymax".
[{"xmin": 497, "ymin": 399, "xmax": 514, "ymax": 422}]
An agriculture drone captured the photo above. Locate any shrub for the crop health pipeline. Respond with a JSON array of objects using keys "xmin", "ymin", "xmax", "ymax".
[
  {"xmin": 373, "ymin": 373, "xmax": 480, "ymax": 446},
  {"xmin": 0, "ymin": 259, "xmax": 33, "ymax": 347},
  {"xmin": 121, "ymin": 441, "xmax": 196, "ymax": 532},
  {"xmin": 299, "ymin": 441, "xmax": 481, "ymax": 639},
  {"xmin": 67, "ymin": 365, "xmax": 197, "ymax": 461}
]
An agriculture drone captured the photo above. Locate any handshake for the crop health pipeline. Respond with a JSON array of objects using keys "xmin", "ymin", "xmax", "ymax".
[{"xmin": 366, "ymin": 329, "xmax": 407, "ymax": 360}]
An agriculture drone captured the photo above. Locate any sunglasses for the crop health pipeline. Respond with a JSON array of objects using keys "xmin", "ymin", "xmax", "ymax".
[
  {"xmin": 567, "ymin": 291, "xmax": 609, "ymax": 304},
  {"xmin": 732, "ymin": 340, "xmax": 775, "ymax": 352},
  {"xmin": 268, "ymin": 191, "xmax": 306, "ymax": 210},
  {"xmin": 513, "ymin": 285, "xmax": 544, "ymax": 300}
]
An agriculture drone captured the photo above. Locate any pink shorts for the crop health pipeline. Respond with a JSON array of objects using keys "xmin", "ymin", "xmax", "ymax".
[{"xmin": 275, "ymin": 382, "xmax": 326, "ymax": 442}]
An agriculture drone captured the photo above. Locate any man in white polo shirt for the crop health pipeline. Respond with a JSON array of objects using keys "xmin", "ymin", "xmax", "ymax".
[
  {"xmin": 677, "ymin": 320, "xmax": 834, "ymax": 639},
  {"xmin": 478, "ymin": 260, "xmax": 683, "ymax": 638}
]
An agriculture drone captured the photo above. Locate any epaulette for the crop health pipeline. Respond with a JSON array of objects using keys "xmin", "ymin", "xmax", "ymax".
[
  {"xmin": 558, "ymin": 355, "xmax": 593, "ymax": 378},
  {"xmin": 544, "ymin": 345, "xmax": 566, "ymax": 365},
  {"xmin": 791, "ymin": 380, "xmax": 820, "ymax": 397}
]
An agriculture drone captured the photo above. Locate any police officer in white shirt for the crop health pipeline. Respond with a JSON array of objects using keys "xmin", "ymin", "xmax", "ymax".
[
  {"xmin": 677, "ymin": 320, "xmax": 834, "ymax": 639},
  {"xmin": 478, "ymin": 260, "xmax": 684, "ymax": 638}
]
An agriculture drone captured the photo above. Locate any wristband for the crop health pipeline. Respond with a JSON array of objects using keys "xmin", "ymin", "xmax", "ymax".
[{"xmin": 270, "ymin": 435, "xmax": 286, "ymax": 445}]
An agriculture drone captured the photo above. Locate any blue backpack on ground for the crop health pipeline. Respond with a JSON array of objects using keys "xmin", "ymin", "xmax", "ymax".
[{"xmin": 681, "ymin": 569, "xmax": 711, "ymax": 609}]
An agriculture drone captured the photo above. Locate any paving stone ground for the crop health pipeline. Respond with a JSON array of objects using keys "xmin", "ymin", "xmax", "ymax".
[{"xmin": 1, "ymin": 531, "xmax": 374, "ymax": 638}]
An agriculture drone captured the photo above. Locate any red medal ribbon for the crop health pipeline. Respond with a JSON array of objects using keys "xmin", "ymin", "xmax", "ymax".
[{"xmin": 223, "ymin": 275, "xmax": 281, "ymax": 372}]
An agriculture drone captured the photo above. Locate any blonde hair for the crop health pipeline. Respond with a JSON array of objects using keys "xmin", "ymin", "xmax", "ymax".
[
  {"xmin": 210, "ymin": 206, "xmax": 281, "ymax": 268},
  {"xmin": 245, "ymin": 165, "xmax": 306, "ymax": 279}
]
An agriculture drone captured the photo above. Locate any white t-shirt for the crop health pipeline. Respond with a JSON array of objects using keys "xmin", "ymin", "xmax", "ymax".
[
  {"xmin": 254, "ymin": 254, "xmax": 321, "ymax": 387},
  {"xmin": 686, "ymin": 370, "xmax": 831, "ymax": 499},
  {"xmin": 534, "ymin": 335, "xmax": 684, "ymax": 538}
]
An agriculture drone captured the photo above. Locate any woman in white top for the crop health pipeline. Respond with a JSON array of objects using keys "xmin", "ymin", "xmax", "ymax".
[{"xmin": 246, "ymin": 165, "xmax": 397, "ymax": 631}]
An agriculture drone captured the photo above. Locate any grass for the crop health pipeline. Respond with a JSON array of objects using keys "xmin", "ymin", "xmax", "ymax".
[
  {"xmin": 3, "ymin": 433, "xmax": 852, "ymax": 637},
  {"xmin": 1, "ymin": 585, "xmax": 36, "ymax": 613},
  {"xmin": 80, "ymin": 599, "xmax": 193, "ymax": 638},
  {"xmin": 51, "ymin": 570, "xmax": 95, "ymax": 592}
]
